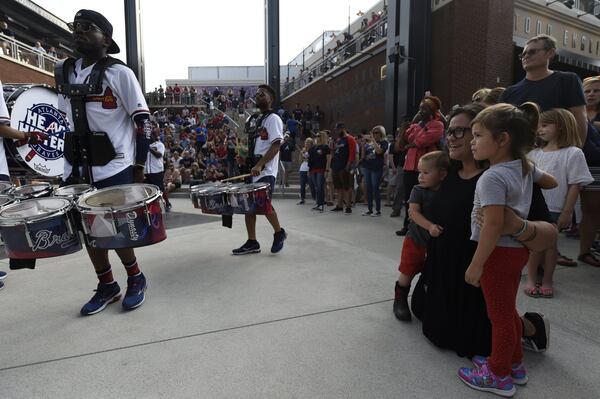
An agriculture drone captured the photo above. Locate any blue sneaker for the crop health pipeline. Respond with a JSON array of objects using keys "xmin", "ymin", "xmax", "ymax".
[
  {"xmin": 271, "ymin": 228, "xmax": 287, "ymax": 253},
  {"xmin": 458, "ymin": 363, "xmax": 516, "ymax": 397},
  {"xmin": 0, "ymin": 271, "xmax": 7, "ymax": 280},
  {"xmin": 472, "ymin": 356, "xmax": 528, "ymax": 385},
  {"xmin": 80, "ymin": 282, "xmax": 121, "ymax": 316},
  {"xmin": 122, "ymin": 273, "xmax": 147, "ymax": 310}
]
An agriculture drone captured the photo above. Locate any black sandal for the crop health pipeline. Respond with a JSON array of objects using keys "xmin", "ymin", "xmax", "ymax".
[{"xmin": 577, "ymin": 253, "xmax": 600, "ymax": 267}]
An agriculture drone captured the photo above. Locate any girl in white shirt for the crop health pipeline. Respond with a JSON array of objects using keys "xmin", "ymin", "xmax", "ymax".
[{"xmin": 527, "ymin": 108, "xmax": 593, "ymax": 298}]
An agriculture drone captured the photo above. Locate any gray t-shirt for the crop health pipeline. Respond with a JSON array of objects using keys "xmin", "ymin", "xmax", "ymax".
[
  {"xmin": 470, "ymin": 159, "xmax": 543, "ymax": 248},
  {"xmin": 407, "ymin": 185, "xmax": 438, "ymax": 247}
]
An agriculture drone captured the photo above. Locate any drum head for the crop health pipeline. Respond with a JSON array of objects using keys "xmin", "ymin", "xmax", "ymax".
[
  {"xmin": 10, "ymin": 85, "xmax": 67, "ymax": 177},
  {"xmin": 0, "ymin": 194, "xmax": 13, "ymax": 207},
  {"xmin": 54, "ymin": 184, "xmax": 95, "ymax": 198},
  {"xmin": 12, "ymin": 182, "xmax": 52, "ymax": 198},
  {"xmin": 191, "ymin": 182, "xmax": 223, "ymax": 192},
  {"xmin": 0, "ymin": 181, "xmax": 13, "ymax": 194},
  {"xmin": 0, "ymin": 197, "xmax": 71, "ymax": 225},
  {"xmin": 78, "ymin": 184, "xmax": 158, "ymax": 211}
]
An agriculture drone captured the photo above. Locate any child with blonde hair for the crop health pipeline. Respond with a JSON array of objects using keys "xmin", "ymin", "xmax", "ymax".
[{"xmin": 525, "ymin": 108, "xmax": 593, "ymax": 297}]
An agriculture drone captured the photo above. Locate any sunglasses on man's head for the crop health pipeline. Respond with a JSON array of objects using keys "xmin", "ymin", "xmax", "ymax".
[
  {"xmin": 518, "ymin": 48, "xmax": 546, "ymax": 60},
  {"xmin": 446, "ymin": 127, "xmax": 471, "ymax": 139},
  {"xmin": 68, "ymin": 21, "xmax": 103, "ymax": 33}
]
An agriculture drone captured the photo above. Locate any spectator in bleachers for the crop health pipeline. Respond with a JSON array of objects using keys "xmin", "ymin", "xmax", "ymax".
[
  {"xmin": 164, "ymin": 163, "xmax": 182, "ymax": 193},
  {"xmin": 173, "ymin": 83, "xmax": 181, "ymax": 104},
  {"xmin": 47, "ymin": 46, "xmax": 57, "ymax": 58},
  {"xmin": 0, "ymin": 21, "xmax": 15, "ymax": 56},
  {"xmin": 166, "ymin": 85, "xmax": 173, "ymax": 104},
  {"xmin": 293, "ymin": 103, "xmax": 304, "ymax": 122},
  {"xmin": 313, "ymin": 106, "xmax": 323, "ymax": 131}
]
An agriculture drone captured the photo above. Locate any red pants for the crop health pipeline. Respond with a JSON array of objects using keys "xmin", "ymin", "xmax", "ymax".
[
  {"xmin": 480, "ymin": 246, "xmax": 529, "ymax": 377},
  {"xmin": 398, "ymin": 236, "xmax": 426, "ymax": 278}
]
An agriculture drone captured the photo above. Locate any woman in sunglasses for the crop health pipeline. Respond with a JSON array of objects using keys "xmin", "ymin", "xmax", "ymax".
[{"xmin": 406, "ymin": 103, "xmax": 557, "ymax": 358}]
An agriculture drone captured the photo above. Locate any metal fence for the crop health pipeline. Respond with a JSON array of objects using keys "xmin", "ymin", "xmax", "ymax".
[
  {"xmin": 281, "ymin": 16, "xmax": 387, "ymax": 98},
  {"xmin": 0, "ymin": 33, "xmax": 60, "ymax": 74}
]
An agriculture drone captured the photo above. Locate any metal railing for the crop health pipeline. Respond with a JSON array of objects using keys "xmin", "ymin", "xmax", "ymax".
[
  {"xmin": 281, "ymin": 16, "xmax": 387, "ymax": 98},
  {"xmin": 0, "ymin": 33, "xmax": 61, "ymax": 74}
]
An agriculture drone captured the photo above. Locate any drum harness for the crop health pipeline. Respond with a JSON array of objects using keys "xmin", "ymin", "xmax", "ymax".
[
  {"xmin": 243, "ymin": 109, "xmax": 274, "ymax": 175},
  {"xmin": 54, "ymin": 56, "xmax": 124, "ymax": 185}
]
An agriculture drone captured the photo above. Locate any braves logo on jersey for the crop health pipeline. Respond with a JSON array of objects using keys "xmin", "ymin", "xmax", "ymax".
[
  {"xmin": 86, "ymin": 86, "xmax": 118, "ymax": 109},
  {"xmin": 17, "ymin": 103, "xmax": 68, "ymax": 163}
]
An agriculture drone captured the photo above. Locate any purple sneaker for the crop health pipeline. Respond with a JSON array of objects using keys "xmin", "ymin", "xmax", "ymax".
[
  {"xmin": 458, "ymin": 363, "xmax": 516, "ymax": 397},
  {"xmin": 472, "ymin": 356, "xmax": 528, "ymax": 385}
]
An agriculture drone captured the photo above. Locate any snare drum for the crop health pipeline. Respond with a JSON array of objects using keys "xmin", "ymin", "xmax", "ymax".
[
  {"xmin": 0, "ymin": 197, "xmax": 82, "ymax": 259},
  {"xmin": 0, "ymin": 182, "xmax": 14, "ymax": 195},
  {"xmin": 0, "ymin": 194, "xmax": 15, "ymax": 208},
  {"xmin": 227, "ymin": 182, "xmax": 273, "ymax": 215},
  {"xmin": 190, "ymin": 183, "xmax": 231, "ymax": 215},
  {"xmin": 77, "ymin": 184, "xmax": 166, "ymax": 249},
  {"xmin": 54, "ymin": 184, "xmax": 96, "ymax": 200},
  {"xmin": 11, "ymin": 182, "xmax": 53, "ymax": 200}
]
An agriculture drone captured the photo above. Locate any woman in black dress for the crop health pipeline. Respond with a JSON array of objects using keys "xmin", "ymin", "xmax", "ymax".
[{"xmin": 409, "ymin": 103, "xmax": 556, "ymax": 357}]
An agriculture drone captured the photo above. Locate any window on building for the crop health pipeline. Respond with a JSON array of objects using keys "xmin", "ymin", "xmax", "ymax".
[
  {"xmin": 581, "ymin": 35, "xmax": 586, "ymax": 51},
  {"xmin": 590, "ymin": 38, "xmax": 593, "ymax": 54},
  {"xmin": 514, "ymin": 14, "xmax": 518, "ymax": 32},
  {"xmin": 597, "ymin": 40, "xmax": 599, "ymax": 56},
  {"xmin": 525, "ymin": 17, "xmax": 531, "ymax": 34},
  {"xmin": 536, "ymin": 20, "xmax": 542, "ymax": 35},
  {"xmin": 546, "ymin": 24, "xmax": 553, "ymax": 35},
  {"xmin": 564, "ymin": 30, "xmax": 569, "ymax": 46},
  {"xmin": 572, "ymin": 32, "xmax": 578, "ymax": 49}
]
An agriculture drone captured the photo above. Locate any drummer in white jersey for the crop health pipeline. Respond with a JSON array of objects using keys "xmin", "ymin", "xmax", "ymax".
[
  {"xmin": 0, "ymin": 81, "xmax": 48, "ymax": 290},
  {"xmin": 57, "ymin": 10, "xmax": 152, "ymax": 315},
  {"xmin": 232, "ymin": 84, "xmax": 287, "ymax": 255}
]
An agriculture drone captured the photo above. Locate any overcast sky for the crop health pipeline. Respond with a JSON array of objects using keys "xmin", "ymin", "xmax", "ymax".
[{"xmin": 35, "ymin": 0, "xmax": 379, "ymax": 90}]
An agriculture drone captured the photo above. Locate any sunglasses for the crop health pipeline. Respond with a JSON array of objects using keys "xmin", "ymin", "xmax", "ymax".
[
  {"xmin": 68, "ymin": 21, "xmax": 103, "ymax": 33},
  {"xmin": 446, "ymin": 127, "xmax": 471, "ymax": 139},
  {"xmin": 518, "ymin": 48, "xmax": 546, "ymax": 60}
]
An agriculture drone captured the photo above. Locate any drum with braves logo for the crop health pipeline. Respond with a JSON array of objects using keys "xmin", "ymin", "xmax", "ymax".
[
  {"xmin": 0, "ymin": 197, "xmax": 82, "ymax": 259},
  {"xmin": 227, "ymin": 182, "xmax": 272, "ymax": 215},
  {"xmin": 0, "ymin": 182, "xmax": 14, "ymax": 195},
  {"xmin": 76, "ymin": 184, "xmax": 166, "ymax": 249},
  {"xmin": 3, "ymin": 84, "xmax": 67, "ymax": 177},
  {"xmin": 10, "ymin": 182, "xmax": 53, "ymax": 200},
  {"xmin": 190, "ymin": 182, "xmax": 231, "ymax": 215}
]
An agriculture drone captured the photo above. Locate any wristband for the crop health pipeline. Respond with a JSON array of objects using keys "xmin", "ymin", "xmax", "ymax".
[
  {"xmin": 511, "ymin": 219, "xmax": 528, "ymax": 238},
  {"xmin": 520, "ymin": 225, "xmax": 537, "ymax": 243},
  {"xmin": 134, "ymin": 163, "xmax": 145, "ymax": 169}
]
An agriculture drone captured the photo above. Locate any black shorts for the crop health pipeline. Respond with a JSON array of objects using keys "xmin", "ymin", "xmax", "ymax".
[
  {"xmin": 145, "ymin": 171, "xmax": 165, "ymax": 191},
  {"xmin": 332, "ymin": 169, "xmax": 352, "ymax": 190},
  {"xmin": 94, "ymin": 166, "xmax": 134, "ymax": 189}
]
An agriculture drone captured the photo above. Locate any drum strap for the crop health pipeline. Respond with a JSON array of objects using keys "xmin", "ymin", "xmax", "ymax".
[{"xmin": 55, "ymin": 56, "xmax": 126, "ymax": 184}]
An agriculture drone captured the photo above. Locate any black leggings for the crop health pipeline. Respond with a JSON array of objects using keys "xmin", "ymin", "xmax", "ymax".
[{"xmin": 403, "ymin": 170, "xmax": 419, "ymax": 228}]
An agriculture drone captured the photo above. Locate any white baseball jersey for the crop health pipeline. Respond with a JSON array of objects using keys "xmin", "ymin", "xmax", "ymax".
[
  {"xmin": 57, "ymin": 58, "xmax": 149, "ymax": 182},
  {"xmin": 253, "ymin": 113, "xmax": 283, "ymax": 182},
  {"xmin": 145, "ymin": 140, "xmax": 165, "ymax": 174},
  {"xmin": 0, "ymin": 82, "xmax": 12, "ymax": 176}
]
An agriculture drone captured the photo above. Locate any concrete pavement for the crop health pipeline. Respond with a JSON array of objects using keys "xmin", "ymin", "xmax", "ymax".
[{"xmin": 1, "ymin": 197, "xmax": 599, "ymax": 398}]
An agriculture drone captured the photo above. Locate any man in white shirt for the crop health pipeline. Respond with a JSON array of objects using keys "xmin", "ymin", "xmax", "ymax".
[
  {"xmin": 232, "ymin": 84, "xmax": 287, "ymax": 255},
  {"xmin": 58, "ymin": 9, "xmax": 152, "ymax": 315},
  {"xmin": 145, "ymin": 129, "xmax": 171, "ymax": 210}
]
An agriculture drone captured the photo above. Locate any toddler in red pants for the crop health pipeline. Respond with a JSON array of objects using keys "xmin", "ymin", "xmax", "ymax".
[
  {"xmin": 393, "ymin": 151, "xmax": 449, "ymax": 321},
  {"xmin": 459, "ymin": 103, "xmax": 557, "ymax": 397}
]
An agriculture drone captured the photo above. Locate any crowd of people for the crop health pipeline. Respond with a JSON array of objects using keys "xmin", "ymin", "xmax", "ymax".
[
  {"xmin": 145, "ymin": 106, "xmax": 247, "ymax": 211},
  {"xmin": 147, "ymin": 85, "xmax": 252, "ymax": 111},
  {"xmin": 277, "ymin": 33, "xmax": 600, "ymax": 397}
]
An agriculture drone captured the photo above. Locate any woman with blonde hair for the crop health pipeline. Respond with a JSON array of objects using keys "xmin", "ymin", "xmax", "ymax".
[{"xmin": 298, "ymin": 137, "xmax": 315, "ymax": 204}]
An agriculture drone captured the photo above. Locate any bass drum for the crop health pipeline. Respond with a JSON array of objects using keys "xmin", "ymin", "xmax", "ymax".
[{"xmin": 3, "ymin": 84, "xmax": 68, "ymax": 177}]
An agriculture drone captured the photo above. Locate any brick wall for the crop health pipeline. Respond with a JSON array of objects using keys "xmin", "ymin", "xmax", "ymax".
[
  {"xmin": 431, "ymin": 0, "xmax": 514, "ymax": 109},
  {"xmin": 0, "ymin": 57, "xmax": 55, "ymax": 86},
  {"xmin": 282, "ymin": 52, "xmax": 387, "ymax": 135}
]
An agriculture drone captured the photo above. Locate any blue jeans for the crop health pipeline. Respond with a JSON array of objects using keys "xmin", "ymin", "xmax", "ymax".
[
  {"xmin": 311, "ymin": 172, "xmax": 325, "ymax": 206},
  {"xmin": 299, "ymin": 171, "xmax": 315, "ymax": 201},
  {"xmin": 364, "ymin": 168, "xmax": 383, "ymax": 212}
]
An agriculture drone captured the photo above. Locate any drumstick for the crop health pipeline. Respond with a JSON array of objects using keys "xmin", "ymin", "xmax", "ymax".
[{"xmin": 220, "ymin": 173, "xmax": 252, "ymax": 182}]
